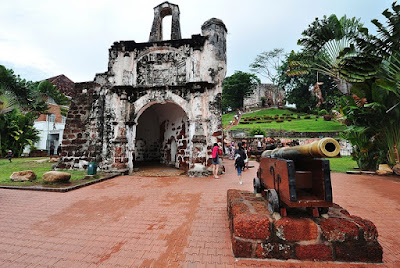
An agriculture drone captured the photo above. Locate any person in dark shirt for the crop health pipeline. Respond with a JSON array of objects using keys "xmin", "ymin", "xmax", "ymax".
[
  {"xmin": 234, "ymin": 143, "xmax": 247, "ymax": 185},
  {"xmin": 7, "ymin": 150, "xmax": 12, "ymax": 163},
  {"xmin": 50, "ymin": 142, "xmax": 55, "ymax": 155}
]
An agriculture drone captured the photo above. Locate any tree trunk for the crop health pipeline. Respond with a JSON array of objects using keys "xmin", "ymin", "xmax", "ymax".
[{"xmin": 335, "ymin": 78, "xmax": 352, "ymax": 95}]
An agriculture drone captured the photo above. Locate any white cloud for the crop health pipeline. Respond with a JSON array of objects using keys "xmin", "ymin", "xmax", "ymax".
[{"xmin": 0, "ymin": 0, "xmax": 394, "ymax": 82}]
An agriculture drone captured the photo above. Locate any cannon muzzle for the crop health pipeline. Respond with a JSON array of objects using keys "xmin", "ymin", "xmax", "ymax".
[{"xmin": 261, "ymin": 138, "xmax": 340, "ymax": 159}]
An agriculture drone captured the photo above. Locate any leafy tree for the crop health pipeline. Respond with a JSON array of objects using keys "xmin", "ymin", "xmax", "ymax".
[
  {"xmin": 250, "ymin": 48, "xmax": 285, "ymax": 85},
  {"xmin": 288, "ymin": 14, "xmax": 379, "ymax": 94},
  {"xmin": 336, "ymin": 2, "xmax": 400, "ymax": 169},
  {"xmin": 0, "ymin": 65, "xmax": 70, "ymax": 156},
  {"xmin": 280, "ymin": 51, "xmax": 339, "ymax": 113},
  {"xmin": 357, "ymin": 2, "xmax": 400, "ymax": 59},
  {"xmin": 249, "ymin": 48, "xmax": 285, "ymax": 105},
  {"xmin": 0, "ymin": 65, "xmax": 47, "ymax": 114},
  {"xmin": 222, "ymin": 71, "xmax": 260, "ymax": 111},
  {"xmin": 1, "ymin": 110, "xmax": 40, "ymax": 156}
]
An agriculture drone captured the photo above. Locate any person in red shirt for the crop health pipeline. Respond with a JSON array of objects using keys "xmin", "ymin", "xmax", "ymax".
[{"xmin": 212, "ymin": 143, "xmax": 221, "ymax": 179}]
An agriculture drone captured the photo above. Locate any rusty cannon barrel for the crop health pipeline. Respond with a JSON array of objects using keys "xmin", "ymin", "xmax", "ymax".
[{"xmin": 261, "ymin": 138, "xmax": 340, "ymax": 159}]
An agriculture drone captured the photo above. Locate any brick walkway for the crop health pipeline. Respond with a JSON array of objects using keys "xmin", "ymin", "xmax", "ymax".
[{"xmin": 0, "ymin": 160, "xmax": 399, "ymax": 267}]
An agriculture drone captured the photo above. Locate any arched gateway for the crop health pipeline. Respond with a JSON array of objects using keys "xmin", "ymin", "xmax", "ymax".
[{"xmin": 58, "ymin": 2, "xmax": 227, "ymax": 175}]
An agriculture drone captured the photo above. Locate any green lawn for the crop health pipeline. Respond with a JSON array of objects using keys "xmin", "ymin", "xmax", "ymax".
[
  {"xmin": 222, "ymin": 111, "xmax": 236, "ymax": 126},
  {"xmin": 329, "ymin": 156, "xmax": 358, "ymax": 173},
  {"xmin": 241, "ymin": 108, "xmax": 294, "ymax": 118},
  {"xmin": 223, "ymin": 108, "xmax": 345, "ymax": 133},
  {"xmin": 233, "ymin": 118, "xmax": 345, "ymax": 133},
  {"xmin": 0, "ymin": 157, "xmax": 88, "ymax": 186}
]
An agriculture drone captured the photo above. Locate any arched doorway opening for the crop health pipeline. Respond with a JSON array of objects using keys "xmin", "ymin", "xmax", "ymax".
[{"xmin": 135, "ymin": 102, "xmax": 188, "ymax": 169}]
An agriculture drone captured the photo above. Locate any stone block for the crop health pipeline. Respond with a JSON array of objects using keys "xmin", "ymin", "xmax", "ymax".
[
  {"xmin": 295, "ymin": 244, "xmax": 333, "ymax": 261},
  {"xmin": 230, "ymin": 201, "xmax": 250, "ymax": 217},
  {"xmin": 111, "ymin": 163, "xmax": 127, "ymax": 169},
  {"xmin": 42, "ymin": 171, "xmax": 71, "ymax": 183},
  {"xmin": 335, "ymin": 241, "xmax": 383, "ymax": 263},
  {"xmin": 320, "ymin": 218, "xmax": 359, "ymax": 242},
  {"xmin": 275, "ymin": 218, "xmax": 318, "ymax": 242},
  {"xmin": 250, "ymin": 201, "xmax": 269, "ymax": 214},
  {"xmin": 233, "ymin": 214, "xmax": 271, "ymax": 240},
  {"xmin": 10, "ymin": 170, "xmax": 37, "ymax": 182},
  {"xmin": 231, "ymin": 238, "xmax": 253, "ymax": 258},
  {"xmin": 349, "ymin": 216, "xmax": 378, "ymax": 242},
  {"xmin": 255, "ymin": 242, "xmax": 293, "ymax": 259}
]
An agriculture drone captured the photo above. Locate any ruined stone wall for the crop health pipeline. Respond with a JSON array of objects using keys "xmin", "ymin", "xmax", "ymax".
[
  {"xmin": 244, "ymin": 84, "xmax": 285, "ymax": 108},
  {"xmin": 59, "ymin": 3, "xmax": 227, "ymax": 173},
  {"xmin": 58, "ymin": 82, "xmax": 101, "ymax": 169}
]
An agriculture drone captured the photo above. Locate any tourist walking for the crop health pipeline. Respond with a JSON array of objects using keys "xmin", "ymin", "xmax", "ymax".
[
  {"xmin": 7, "ymin": 150, "xmax": 12, "ymax": 163},
  {"xmin": 50, "ymin": 142, "xmax": 55, "ymax": 155},
  {"xmin": 234, "ymin": 142, "xmax": 247, "ymax": 184},
  {"xmin": 230, "ymin": 141, "xmax": 235, "ymax": 160},
  {"xmin": 211, "ymin": 143, "xmax": 221, "ymax": 179}
]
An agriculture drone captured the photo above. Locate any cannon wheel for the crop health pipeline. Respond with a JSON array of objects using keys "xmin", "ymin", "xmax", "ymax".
[
  {"xmin": 253, "ymin": 177, "xmax": 261, "ymax": 194},
  {"xmin": 267, "ymin": 189, "xmax": 279, "ymax": 213}
]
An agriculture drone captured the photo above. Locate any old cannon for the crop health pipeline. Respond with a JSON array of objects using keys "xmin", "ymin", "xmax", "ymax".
[{"xmin": 253, "ymin": 138, "xmax": 340, "ymax": 217}]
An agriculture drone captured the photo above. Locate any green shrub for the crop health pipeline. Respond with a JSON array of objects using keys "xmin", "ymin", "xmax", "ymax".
[
  {"xmin": 250, "ymin": 126, "xmax": 266, "ymax": 136},
  {"xmin": 318, "ymin": 109, "xmax": 328, "ymax": 116}
]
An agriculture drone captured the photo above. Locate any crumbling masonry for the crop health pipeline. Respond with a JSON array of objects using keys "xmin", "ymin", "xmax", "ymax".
[{"xmin": 58, "ymin": 2, "xmax": 227, "ymax": 173}]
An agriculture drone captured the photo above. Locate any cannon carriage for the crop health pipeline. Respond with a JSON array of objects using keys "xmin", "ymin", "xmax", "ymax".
[{"xmin": 253, "ymin": 138, "xmax": 340, "ymax": 217}]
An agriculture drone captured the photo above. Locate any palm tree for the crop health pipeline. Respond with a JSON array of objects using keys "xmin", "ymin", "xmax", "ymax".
[
  {"xmin": 357, "ymin": 2, "xmax": 400, "ymax": 59},
  {"xmin": 0, "ymin": 65, "xmax": 69, "ymax": 156},
  {"xmin": 289, "ymin": 15, "xmax": 379, "ymax": 94}
]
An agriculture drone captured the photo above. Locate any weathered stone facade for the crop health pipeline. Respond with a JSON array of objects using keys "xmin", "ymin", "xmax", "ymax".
[
  {"xmin": 243, "ymin": 83, "xmax": 285, "ymax": 108},
  {"xmin": 58, "ymin": 2, "xmax": 227, "ymax": 173}
]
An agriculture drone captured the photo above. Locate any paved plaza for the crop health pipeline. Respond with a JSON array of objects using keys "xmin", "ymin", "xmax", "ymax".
[{"xmin": 0, "ymin": 160, "xmax": 399, "ymax": 267}]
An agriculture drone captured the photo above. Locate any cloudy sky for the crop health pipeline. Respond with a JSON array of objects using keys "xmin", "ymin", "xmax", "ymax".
[{"xmin": 0, "ymin": 0, "xmax": 394, "ymax": 83}]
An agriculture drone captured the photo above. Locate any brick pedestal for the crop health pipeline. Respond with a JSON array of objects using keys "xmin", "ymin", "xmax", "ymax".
[{"xmin": 227, "ymin": 190, "xmax": 382, "ymax": 263}]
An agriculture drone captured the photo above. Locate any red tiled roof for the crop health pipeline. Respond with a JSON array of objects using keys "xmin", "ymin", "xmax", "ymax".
[{"xmin": 46, "ymin": 74, "xmax": 75, "ymax": 97}]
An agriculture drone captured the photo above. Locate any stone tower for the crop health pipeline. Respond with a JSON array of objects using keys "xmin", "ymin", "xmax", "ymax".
[
  {"xmin": 149, "ymin": 2, "xmax": 181, "ymax": 42},
  {"xmin": 58, "ymin": 2, "xmax": 227, "ymax": 175}
]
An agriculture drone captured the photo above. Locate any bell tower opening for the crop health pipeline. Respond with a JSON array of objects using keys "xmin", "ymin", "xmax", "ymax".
[
  {"xmin": 149, "ymin": 2, "xmax": 181, "ymax": 42},
  {"xmin": 162, "ymin": 15, "xmax": 172, "ymax": 41}
]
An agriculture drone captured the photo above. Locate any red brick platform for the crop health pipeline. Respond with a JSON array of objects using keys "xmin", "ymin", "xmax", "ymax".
[
  {"xmin": 228, "ymin": 189, "xmax": 383, "ymax": 263},
  {"xmin": 0, "ymin": 159, "xmax": 398, "ymax": 267}
]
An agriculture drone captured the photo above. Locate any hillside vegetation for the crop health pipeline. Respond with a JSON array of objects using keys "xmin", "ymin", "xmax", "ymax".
[{"xmin": 223, "ymin": 108, "xmax": 345, "ymax": 133}]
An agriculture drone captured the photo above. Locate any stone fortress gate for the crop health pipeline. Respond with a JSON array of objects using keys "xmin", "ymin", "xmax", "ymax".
[{"xmin": 58, "ymin": 2, "xmax": 227, "ymax": 174}]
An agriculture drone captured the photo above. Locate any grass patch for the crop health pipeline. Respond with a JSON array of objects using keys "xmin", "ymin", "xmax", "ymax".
[
  {"xmin": 0, "ymin": 157, "xmax": 88, "ymax": 186},
  {"xmin": 232, "ymin": 119, "xmax": 345, "ymax": 133},
  {"xmin": 222, "ymin": 111, "xmax": 237, "ymax": 127},
  {"xmin": 329, "ymin": 156, "xmax": 358, "ymax": 173},
  {"xmin": 223, "ymin": 108, "xmax": 345, "ymax": 133},
  {"xmin": 241, "ymin": 108, "xmax": 293, "ymax": 118}
]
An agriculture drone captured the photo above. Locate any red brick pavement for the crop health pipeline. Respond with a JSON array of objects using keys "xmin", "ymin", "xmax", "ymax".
[{"xmin": 0, "ymin": 159, "xmax": 399, "ymax": 267}]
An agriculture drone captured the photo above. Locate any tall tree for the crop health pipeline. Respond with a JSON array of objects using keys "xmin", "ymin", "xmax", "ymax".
[
  {"xmin": 336, "ymin": 2, "xmax": 400, "ymax": 169},
  {"xmin": 222, "ymin": 71, "xmax": 260, "ymax": 111},
  {"xmin": 249, "ymin": 48, "xmax": 285, "ymax": 105},
  {"xmin": 0, "ymin": 65, "xmax": 70, "ymax": 156},
  {"xmin": 357, "ymin": 2, "xmax": 400, "ymax": 59},
  {"xmin": 280, "ymin": 51, "xmax": 338, "ymax": 112},
  {"xmin": 288, "ymin": 15, "xmax": 379, "ymax": 94}
]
